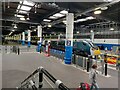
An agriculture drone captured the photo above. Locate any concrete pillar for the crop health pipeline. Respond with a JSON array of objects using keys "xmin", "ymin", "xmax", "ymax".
[
  {"xmin": 22, "ymin": 32, "xmax": 25, "ymax": 45},
  {"xmin": 91, "ymin": 30, "xmax": 94, "ymax": 42},
  {"xmin": 28, "ymin": 30, "xmax": 31, "ymax": 47},
  {"xmin": 64, "ymin": 13, "xmax": 74, "ymax": 64},
  {"xmin": 37, "ymin": 25, "xmax": 42, "ymax": 52}
]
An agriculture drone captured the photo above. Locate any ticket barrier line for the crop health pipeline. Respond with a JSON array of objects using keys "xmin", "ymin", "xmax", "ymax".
[
  {"xmin": 18, "ymin": 66, "xmax": 70, "ymax": 90},
  {"xmin": 41, "ymin": 47, "xmax": 110, "ymax": 76}
]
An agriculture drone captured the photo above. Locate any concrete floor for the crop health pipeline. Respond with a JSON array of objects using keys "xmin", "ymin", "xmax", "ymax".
[{"xmin": 1, "ymin": 52, "xmax": 119, "ymax": 89}]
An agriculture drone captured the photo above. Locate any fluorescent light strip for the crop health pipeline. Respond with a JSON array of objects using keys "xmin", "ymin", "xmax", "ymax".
[
  {"xmin": 75, "ymin": 16, "xmax": 95, "ymax": 23},
  {"xmin": 94, "ymin": 10, "xmax": 102, "ymax": 14},
  {"xmin": 23, "ymin": 0, "xmax": 35, "ymax": 6},
  {"xmin": 53, "ymin": 13, "xmax": 65, "ymax": 17},
  {"xmin": 86, "ymin": 16, "xmax": 95, "ymax": 20},
  {"xmin": 20, "ymin": 1, "xmax": 23, "ymax": 4},
  {"xmin": 17, "ymin": 4, "xmax": 21, "ymax": 9},
  {"xmin": 20, "ymin": 5, "xmax": 32, "ymax": 11},
  {"xmin": 12, "ymin": 30, "xmax": 15, "ymax": 32},
  {"xmin": 43, "ymin": 19, "xmax": 51, "ymax": 22},
  {"xmin": 19, "ymin": 10, "xmax": 28, "ymax": 14},
  {"xmin": 20, "ymin": 17, "xmax": 25, "ymax": 20},
  {"xmin": 60, "ymin": 10, "xmax": 68, "ymax": 14},
  {"xmin": 15, "ymin": 14, "xmax": 24, "ymax": 18},
  {"xmin": 9, "ymin": 32, "xmax": 13, "ymax": 35},
  {"xmin": 49, "ymin": 16, "xmax": 57, "ymax": 19}
]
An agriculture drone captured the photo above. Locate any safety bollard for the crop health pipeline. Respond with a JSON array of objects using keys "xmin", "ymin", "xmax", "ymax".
[
  {"xmin": 40, "ymin": 48, "xmax": 41, "ymax": 53},
  {"xmin": 82, "ymin": 57, "xmax": 85, "ymax": 70},
  {"xmin": 73, "ymin": 53, "xmax": 76, "ymax": 64},
  {"xmin": 18, "ymin": 47, "xmax": 20, "ymax": 55},
  {"xmin": 87, "ymin": 55, "xmax": 90, "ymax": 72},
  {"xmin": 104, "ymin": 53, "xmax": 108, "ymax": 76}
]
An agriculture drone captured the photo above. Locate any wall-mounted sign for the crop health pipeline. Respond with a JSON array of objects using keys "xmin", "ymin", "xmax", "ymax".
[{"xmin": 66, "ymin": 40, "xmax": 71, "ymax": 46}]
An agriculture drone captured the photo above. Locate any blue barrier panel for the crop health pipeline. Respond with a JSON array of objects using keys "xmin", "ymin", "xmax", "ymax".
[
  {"xmin": 22, "ymin": 40, "xmax": 25, "ymax": 46},
  {"xmin": 64, "ymin": 46, "xmax": 73, "ymax": 64},
  {"xmin": 28, "ymin": 41, "xmax": 31, "ymax": 47}
]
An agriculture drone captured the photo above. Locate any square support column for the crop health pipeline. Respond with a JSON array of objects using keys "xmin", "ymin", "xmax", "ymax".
[
  {"xmin": 28, "ymin": 30, "xmax": 31, "ymax": 47},
  {"xmin": 37, "ymin": 25, "xmax": 42, "ymax": 52},
  {"xmin": 22, "ymin": 32, "xmax": 25, "ymax": 46},
  {"xmin": 64, "ymin": 13, "xmax": 74, "ymax": 64}
]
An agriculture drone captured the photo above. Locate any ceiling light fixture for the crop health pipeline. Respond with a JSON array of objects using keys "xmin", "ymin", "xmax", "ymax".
[
  {"xmin": 91, "ymin": 30, "xmax": 93, "ymax": 32},
  {"xmin": 75, "ymin": 16, "xmax": 95, "ymax": 23},
  {"xmin": 20, "ymin": 17, "xmax": 26, "ymax": 20},
  {"xmin": 62, "ymin": 20, "xmax": 67, "ymax": 24},
  {"xmin": 20, "ymin": 5, "xmax": 32, "ymax": 11},
  {"xmin": 103, "ymin": 0, "xmax": 113, "ymax": 2},
  {"xmin": 9, "ymin": 32, "xmax": 13, "ymax": 35},
  {"xmin": 35, "ymin": 4, "xmax": 37, "ymax": 13},
  {"xmin": 53, "ymin": 13, "xmax": 65, "ymax": 17},
  {"xmin": 43, "ymin": 19, "xmax": 51, "ymax": 22},
  {"xmin": 19, "ymin": 10, "xmax": 28, "ymax": 14},
  {"xmin": 17, "ymin": 4, "xmax": 21, "ymax": 9},
  {"xmin": 86, "ymin": 16, "xmax": 95, "ymax": 20},
  {"xmin": 27, "ymin": 17, "xmax": 30, "ymax": 20},
  {"xmin": 34, "ymin": 29, "xmax": 36, "ymax": 31},
  {"xmin": 27, "ymin": 13, "xmax": 30, "ymax": 20},
  {"xmin": 12, "ymin": 30, "xmax": 15, "ymax": 32},
  {"xmin": 94, "ymin": 10, "xmax": 102, "ymax": 15},
  {"xmin": 110, "ymin": 28, "xmax": 114, "ymax": 31},
  {"xmin": 49, "ymin": 16, "xmax": 57, "ymax": 19},
  {"xmin": 101, "ymin": 6, "xmax": 108, "ymax": 10},
  {"xmin": 94, "ymin": 7, "xmax": 101, "ymax": 10},
  {"xmin": 7, "ymin": 2, "xmax": 10, "ymax": 8},
  {"xmin": 14, "ymin": 14, "xmax": 24, "ymax": 18},
  {"xmin": 23, "ymin": 0, "xmax": 35, "ymax": 6},
  {"xmin": 14, "ymin": 24, "xmax": 17, "ymax": 28},
  {"xmin": 20, "ymin": 1, "xmax": 23, "ymax": 4},
  {"xmin": 77, "ymin": 31, "xmax": 79, "ymax": 34},
  {"xmin": 48, "ymin": 24, "xmax": 52, "ymax": 27},
  {"xmin": 76, "ymin": 18, "xmax": 87, "ymax": 22},
  {"xmin": 60, "ymin": 10, "xmax": 68, "ymax": 14}
]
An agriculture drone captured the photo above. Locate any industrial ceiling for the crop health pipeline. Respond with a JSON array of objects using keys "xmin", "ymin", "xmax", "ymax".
[{"xmin": 1, "ymin": 0, "xmax": 120, "ymax": 36}]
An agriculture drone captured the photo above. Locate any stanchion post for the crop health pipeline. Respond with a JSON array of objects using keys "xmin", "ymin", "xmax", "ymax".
[
  {"xmin": 18, "ymin": 47, "xmax": 20, "ymax": 55},
  {"xmin": 39, "ymin": 71, "xmax": 43, "ymax": 88},
  {"xmin": 104, "ymin": 53, "xmax": 108, "ymax": 76},
  {"xmin": 73, "ymin": 53, "xmax": 76, "ymax": 64},
  {"xmin": 87, "ymin": 55, "xmax": 90, "ymax": 72},
  {"xmin": 83, "ymin": 57, "xmax": 85, "ymax": 70}
]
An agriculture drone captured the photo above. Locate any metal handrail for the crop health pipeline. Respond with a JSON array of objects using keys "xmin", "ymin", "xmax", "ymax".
[{"xmin": 20, "ymin": 66, "xmax": 70, "ymax": 90}]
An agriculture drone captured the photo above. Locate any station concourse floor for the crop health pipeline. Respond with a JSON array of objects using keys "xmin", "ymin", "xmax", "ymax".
[{"xmin": 1, "ymin": 51, "xmax": 119, "ymax": 89}]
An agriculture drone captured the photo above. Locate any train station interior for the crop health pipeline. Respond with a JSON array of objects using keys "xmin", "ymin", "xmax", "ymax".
[{"xmin": 0, "ymin": 0, "xmax": 120, "ymax": 90}]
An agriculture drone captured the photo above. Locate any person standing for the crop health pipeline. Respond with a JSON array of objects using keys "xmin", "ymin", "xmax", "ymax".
[{"xmin": 89, "ymin": 64, "xmax": 99, "ymax": 90}]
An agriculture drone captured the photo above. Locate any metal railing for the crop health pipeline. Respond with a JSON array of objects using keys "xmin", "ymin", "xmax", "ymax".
[{"xmin": 18, "ymin": 66, "xmax": 70, "ymax": 90}]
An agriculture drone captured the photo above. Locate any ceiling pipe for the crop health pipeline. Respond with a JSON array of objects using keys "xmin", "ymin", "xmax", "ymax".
[
  {"xmin": 0, "ymin": 18, "xmax": 39, "ymax": 25},
  {"xmin": 76, "ymin": 0, "xmax": 120, "ymax": 17},
  {"xmin": 44, "ymin": 0, "xmax": 120, "ymax": 27}
]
